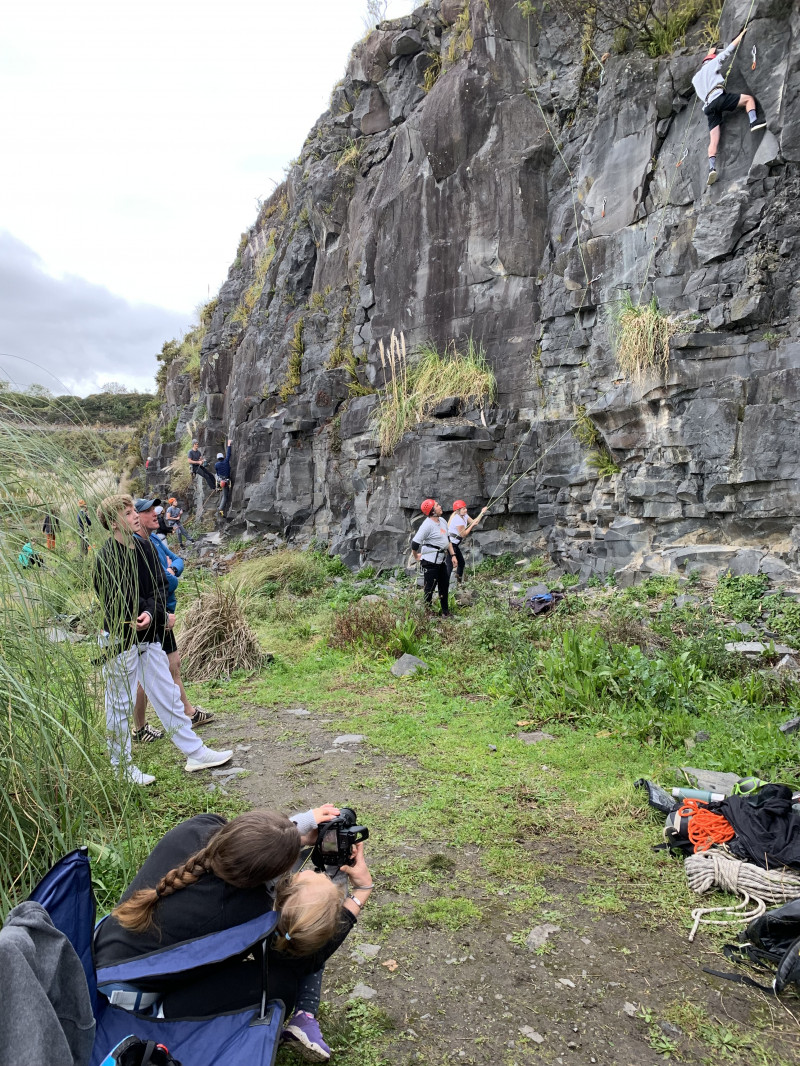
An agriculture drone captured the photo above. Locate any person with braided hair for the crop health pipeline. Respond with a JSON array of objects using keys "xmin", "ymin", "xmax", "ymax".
[{"xmin": 94, "ymin": 805, "xmax": 372, "ymax": 1062}]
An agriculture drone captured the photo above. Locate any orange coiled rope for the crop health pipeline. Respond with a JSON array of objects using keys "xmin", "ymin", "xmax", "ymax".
[{"xmin": 677, "ymin": 799, "xmax": 735, "ymax": 853}]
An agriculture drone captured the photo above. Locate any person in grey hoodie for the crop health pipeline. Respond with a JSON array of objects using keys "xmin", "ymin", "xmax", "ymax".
[{"xmin": 692, "ymin": 26, "xmax": 766, "ymax": 187}]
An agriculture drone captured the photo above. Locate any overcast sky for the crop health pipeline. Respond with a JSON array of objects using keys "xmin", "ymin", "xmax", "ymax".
[{"xmin": 0, "ymin": 0, "xmax": 414, "ymax": 395}]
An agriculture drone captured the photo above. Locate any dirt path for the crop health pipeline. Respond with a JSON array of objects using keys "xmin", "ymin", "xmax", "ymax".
[{"xmin": 200, "ymin": 707, "xmax": 797, "ymax": 1066}]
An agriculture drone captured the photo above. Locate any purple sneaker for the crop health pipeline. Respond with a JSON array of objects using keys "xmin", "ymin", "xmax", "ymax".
[{"xmin": 281, "ymin": 1011, "xmax": 331, "ymax": 1062}]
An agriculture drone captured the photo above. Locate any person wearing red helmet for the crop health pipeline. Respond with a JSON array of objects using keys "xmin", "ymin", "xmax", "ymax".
[
  {"xmin": 447, "ymin": 500, "xmax": 488, "ymax": 584},
  {"xmin": 691, "ymin": 26, "xmax": 765, "ymax": 187},
  {"xmin": 411, "ymin": 499, "xmax": 456, "ymax": 616}
]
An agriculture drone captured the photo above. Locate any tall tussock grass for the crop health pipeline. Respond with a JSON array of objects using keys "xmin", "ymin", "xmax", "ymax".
[
  {"xmin": 0, "ymin": 394, "xmax": 140, "ymax": 913},
  {"xmin": 374, "ymin": 331, "xmax": 496, "ymax": 454},
  {"xmin": 611, "ymin": 293, "xmax": 675, "ymax": 380}
]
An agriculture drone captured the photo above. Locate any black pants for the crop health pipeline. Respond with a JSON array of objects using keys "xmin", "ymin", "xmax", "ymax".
[
  {"xmin": 422, "ymin": 560, "xmax": 450, "ymax": 615},
  {"xmin": 192, "ymin": 465, "xmax": 216, "ymax": 490},
  {"xmin": 446, "ymin": 544, "xmax": 465, "ymax": 581}
]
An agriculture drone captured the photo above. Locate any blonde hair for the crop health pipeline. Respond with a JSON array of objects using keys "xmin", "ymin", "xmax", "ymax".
[
  {"xmin": 273, "ymin": 872, "xmax": 344, "ymax": 956},
  {"xmin": 97, "ymin": 493, "xmax": 134, "ymax": 531},
  {"xmin": 113, "ymin": 811, "xmax": 301, "ymax": 933}
]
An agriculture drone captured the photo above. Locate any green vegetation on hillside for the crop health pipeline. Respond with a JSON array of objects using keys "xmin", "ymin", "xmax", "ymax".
[{"xmin": 0, "ymin": 385, "xmax": 154, "ymax": 426}]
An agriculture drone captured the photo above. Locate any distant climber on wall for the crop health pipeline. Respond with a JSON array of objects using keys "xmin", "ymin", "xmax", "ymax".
[
  {"xmin": 187, "ymin": 438, "xmax": 215, "ymax": 490},
  {"xmin": 411, "ymin": 499, "xmax": 457, "ymax": 617},
  {"xmin": 215, "ymin": 438, "xmax": 233, "ymax": 519},
  {"xmin": 692, "ymin": 26, "xmax": 766, "ymax": 187}
]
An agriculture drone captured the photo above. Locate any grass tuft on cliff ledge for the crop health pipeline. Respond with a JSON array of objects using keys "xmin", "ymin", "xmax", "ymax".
[
  {"xmin": 611, "ymin": 293, "xmax": 675, "ymax": 380},
  {"xmin": 373, "ymin": 333, "xmax": 496, "ymax": 455}
]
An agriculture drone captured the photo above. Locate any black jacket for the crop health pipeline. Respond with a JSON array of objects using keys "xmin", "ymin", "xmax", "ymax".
[
  {"xmin": 93, "ymin": 535, "xmax": 170, "ymax": 650},
  {"xmin": 94, "ymin": 814, "xmax": 355, "ymax": 1018}
]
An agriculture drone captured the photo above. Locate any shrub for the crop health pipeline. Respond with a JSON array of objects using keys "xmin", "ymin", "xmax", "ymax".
[
  {"xmin": 329, "ymin": 600, "xmax": 428, "ymax": 655},
  {"xmin": 444, "ymin": 1, "xmax": 473, "ymax": 68},
  {"xmin": 279, "ymin": 319, "xmax": 304, "ymax": 402},
  {"xmin": 335, "ymin": 138, "xmax": 362, "ymax": 171},
  {"xmin": 231, "ymin": 238, "xmax": 276, "ymax": 328},
  {"xmin": 611, "ymin": 293, "xmax": 675, "ymax": 379},
  {"xmin": 374, "ymin": 332, "xmax": 496, "ymax": 454},
  {"xmin": 421, "ymin": 51, "xmax": 442, "ymax": 92},
  {"xmin": 572, "ymin": 405, "xmax": 600, "ymax": 447}
]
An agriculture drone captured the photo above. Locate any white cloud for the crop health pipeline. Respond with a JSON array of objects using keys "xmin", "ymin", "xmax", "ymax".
[
  {"xmin": 0, "ymin": 0, "xmax": 415, "ymax": 315},
  {"xmin": 0, "ymin": 231, "xmax": 187, "ymax": 394}
]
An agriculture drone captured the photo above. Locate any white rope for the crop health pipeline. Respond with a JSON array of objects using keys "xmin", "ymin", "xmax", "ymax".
[{"xmin": 685, "ymin": 850, "xmax": 800, "ymax": 941}]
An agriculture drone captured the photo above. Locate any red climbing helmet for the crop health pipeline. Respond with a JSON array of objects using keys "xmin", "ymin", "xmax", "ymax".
[
  {"xmin": 420, "ymin": 499, "xmax": 436, "ymax": 516},
  {"xmin": 452, "ymin": 500, "xmax": 467, "ymax": 511}
]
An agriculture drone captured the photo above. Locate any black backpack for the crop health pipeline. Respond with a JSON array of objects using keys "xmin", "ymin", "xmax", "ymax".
[{"xmin": 708, "ymin": 900, "xmax": 800, "ymax": 994}]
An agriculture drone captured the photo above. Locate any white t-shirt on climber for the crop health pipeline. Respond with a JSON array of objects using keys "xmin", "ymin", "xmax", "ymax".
[
  {"xmin": 415, "ymin": 517, "xmax": 450, "ymax": 563},
  {"xmin": 448, "ymin": 513, "xmax": 468, "ymax": 544}
]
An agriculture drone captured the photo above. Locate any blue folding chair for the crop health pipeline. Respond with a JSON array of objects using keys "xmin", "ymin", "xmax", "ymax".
[{"xmin": 29, "ymin": 848, "xmax": 285, "ymax": 1066}]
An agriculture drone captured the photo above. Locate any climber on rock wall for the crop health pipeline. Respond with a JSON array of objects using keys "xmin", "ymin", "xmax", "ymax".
[{"xmin": 692, "ymin": 25, "xmax": 766, "ymax": 188}]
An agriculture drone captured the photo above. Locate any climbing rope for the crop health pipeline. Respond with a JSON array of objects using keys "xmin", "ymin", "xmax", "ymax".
[
  {"xmin": 685, "ymin": 849, "xmax": 800, "ymax": 941},
  {"xmin": 677, "ymin": 798, "xmax": 736, "ymax": 852}
]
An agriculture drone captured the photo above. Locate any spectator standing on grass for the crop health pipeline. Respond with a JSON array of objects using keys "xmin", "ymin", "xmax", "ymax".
[
  {"xmin": 93, "ymin": 492, "xmax": 232, "ymax": 786},
  {"xmin": 411, "ymin": 498, "xmax": 456, "ymax": 617},
  {"xmin": 188, "ymin": 438, "xmax": 215, "ymax": 489},
  {"xmin": 131, "ymin": 496, "xmax": 215, "ymax": 745},
  {"xmin": 447, "ymin": 500, "xmax": 488, "ymax": 585},
  {"xmin": 215, "ymin": 438, "xmax": 233, "ymax": 519},
  {"xmin": 165, "ymin": 497, "xmax": 193, "ymax": 547},
  {"xmin": 77, "ymin": 499, "xmax": 91, "ymax": 555},
  {"xmin": 42, "ymin": 510, "xmax": 60, "ymax": 550}
]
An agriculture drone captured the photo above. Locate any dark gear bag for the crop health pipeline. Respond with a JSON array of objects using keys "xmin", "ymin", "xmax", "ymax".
[{"xmin": 706, "ymin": 900, "xmax": 800, "ymax": 994}]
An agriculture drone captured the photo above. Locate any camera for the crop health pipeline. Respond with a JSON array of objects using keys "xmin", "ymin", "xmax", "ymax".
[{"xmin": 311, "ymin": 807, "xmax": 369, "ymax": 870}]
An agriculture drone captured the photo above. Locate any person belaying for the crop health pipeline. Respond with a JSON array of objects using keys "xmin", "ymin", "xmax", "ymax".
[
  {"xmin": 692, "ymin": 26, "xmax": 766, "ymax": 187},
  {"xmin": 187, "ymin": 439, "xmax": 215, "ymax": 490},
  {"xmin": 215, "ymin": 438, "xmax": 233, "ymax": 519},
  {"xmin": 411, "ymin": 499, "xmax": 457, "ymax": 617},
  {"xmin": 447, "ymin": 500, "xmax": 488, "ymax": 585}
]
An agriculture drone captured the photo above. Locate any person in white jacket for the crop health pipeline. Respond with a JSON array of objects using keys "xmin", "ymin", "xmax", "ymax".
[{"xmin": 692, "ymin": 26, "xmax": 765, "ymax": 187}]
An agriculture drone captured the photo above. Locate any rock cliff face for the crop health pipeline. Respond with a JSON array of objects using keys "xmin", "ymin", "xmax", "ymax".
[{"xmin": 147, "ymin": 0, "xmax": 800, "ymax": 579}]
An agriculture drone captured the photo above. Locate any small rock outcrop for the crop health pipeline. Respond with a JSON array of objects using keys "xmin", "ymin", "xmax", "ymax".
[{"xmin": 144, "ymin": 0, "xmax": 800, "ymax": 579}]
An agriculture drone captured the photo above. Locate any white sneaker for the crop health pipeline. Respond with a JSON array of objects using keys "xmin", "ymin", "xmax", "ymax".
[
  {"xmin": 125, "ymin": 766, "xmax": 156, "ymax": 786},
  {"xmin": 184, "ymin": 747, "xmax": 233, "ymax": 773}
]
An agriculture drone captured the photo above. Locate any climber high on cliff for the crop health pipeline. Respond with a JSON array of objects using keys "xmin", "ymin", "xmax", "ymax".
[{"xmin": 692, "ymin": 26, "xmax": 766, "ymax": 188}]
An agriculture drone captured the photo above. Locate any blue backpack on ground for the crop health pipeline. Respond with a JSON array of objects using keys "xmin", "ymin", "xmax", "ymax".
[{"xmin": 27, "ymin": 848, "xmax": 284, "ymax": 1066}]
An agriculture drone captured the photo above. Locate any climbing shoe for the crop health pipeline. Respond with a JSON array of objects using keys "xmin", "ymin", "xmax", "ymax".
[
  {"xmin": 750, "ymin": 120, "xmax": 767, "ymax": 132},
  {"xmin": 706, "ymin": 168, "xmax": 718, "ymax": 186}
]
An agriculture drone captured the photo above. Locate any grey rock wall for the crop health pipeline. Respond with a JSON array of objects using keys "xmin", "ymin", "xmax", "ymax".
[{"xmin": 146, "ymin": 0, "xmax": 800, "ymax": 578}]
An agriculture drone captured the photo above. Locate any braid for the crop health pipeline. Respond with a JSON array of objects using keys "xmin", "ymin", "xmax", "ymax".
[{"xmin": 112, "ymin": 848, "xmax": 212, "ymax": 932}]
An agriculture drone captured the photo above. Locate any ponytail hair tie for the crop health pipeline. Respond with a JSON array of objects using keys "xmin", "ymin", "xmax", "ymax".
[
  {"xmin": 284, "ymin": 932, "xmax": 291, "ymax": 941},
  {"xmin": 155, "ymin": 887, "xmax": 163, "ymax": 900}
]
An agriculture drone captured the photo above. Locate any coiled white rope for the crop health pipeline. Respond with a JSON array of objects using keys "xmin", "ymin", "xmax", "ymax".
[{"xmin": 685, "ymin": 850, "xmax": 800, "ymax": 941}]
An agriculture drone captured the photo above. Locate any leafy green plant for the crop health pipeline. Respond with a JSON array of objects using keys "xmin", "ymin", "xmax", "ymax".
[
  {"xmin": 160, "ymin": 415, "xmax": 178, "ymax": 443},
  {"xmin": 712, "ymin": 573, "xmax": 769, "ymax": 622},
  {"xmin": 373, "ymin": 332, "xmax": 496, "ymax": 454},
  {"xmin": 588, "ymin": 448, "xmax": 620, "ymax": 479},
  {"xmin": 611, "ymin": 292, "xmax": 675, "ymax": 379}
]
